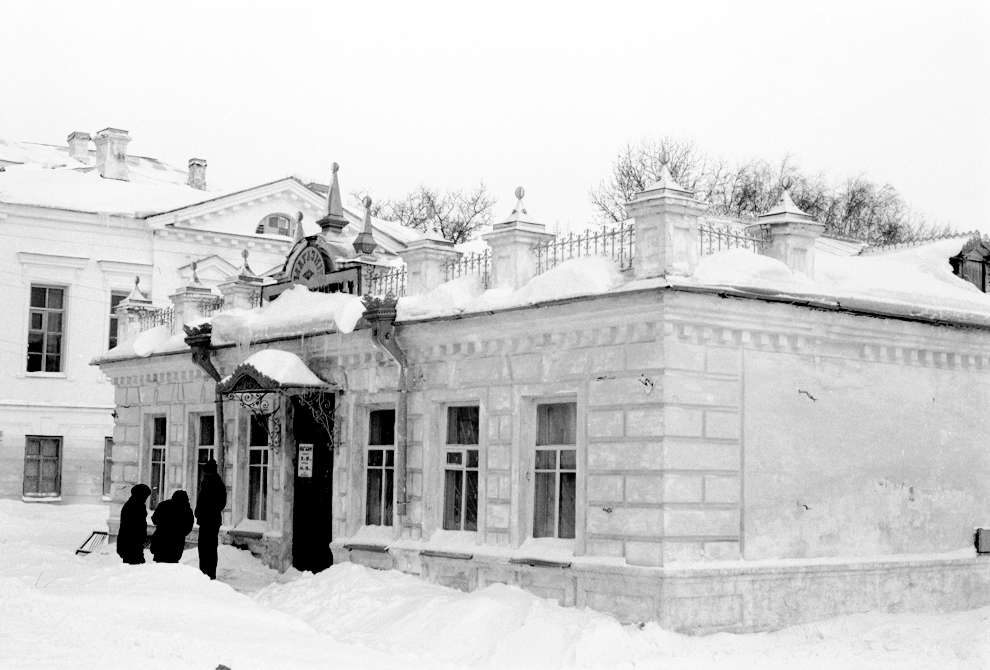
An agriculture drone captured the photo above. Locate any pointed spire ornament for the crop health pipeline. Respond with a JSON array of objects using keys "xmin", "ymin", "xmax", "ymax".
[
  {"xmin": 317, "ymin": 161, "xmax": 349, "ymax": 233},
  {"xmin": 352, "ymin": 195, "xmax": 378, "ymax": 256},
  {"xmin": 237, "ymin": 248, "xmax": 261, "ymax": 283},
  {"xmin": 123, "ymin": 275, "xmax": 151, "ymax": 306},
  {"xmin": 190, "ymin": 261, "xmax": 202, "ymax": 286},
  {"xmin": 500, "ymin": 185, "xmax": 536, "ymax": 225}
]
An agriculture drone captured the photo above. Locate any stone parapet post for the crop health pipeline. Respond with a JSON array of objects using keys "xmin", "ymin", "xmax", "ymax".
[
  {"xmin": 218, "ymin": 249, "xmax": 264, "ymax": 310},
  {"xmin": 626, "ymin": 166, "xmax": 706, "ymax": 278},
  {"xmin": 398, "ymin": 238, "xmax": 462, "ymax": 295},
  {"xmin": 483, "ymin": 187, "xmax": 555, "ymax": 291},
  {"xmin": 752, "ymin": 190, "xmax": 824, "ymax": 277},
  {"xmin": 114, "ymin": 276, "xmax": 152, "ymax": 342},
  {"xmin": 170, "ymin": 284, "xmax": 217, "ymax": 329}
]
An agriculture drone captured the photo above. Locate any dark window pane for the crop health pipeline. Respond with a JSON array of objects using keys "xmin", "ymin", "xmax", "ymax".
[
  {"xmin": 25, "ymin": 439, "xmax": 40, "ymax": 456},
  {"xmin": 46, "ymin": 335, "xmax": 61, "ymax": 354},
  {"xmin": 537, "ymin": 403, "xmax": 576, "ymax": 445},
  {"xmin": 24, "ymin": 459, "xmax": 40, "ymax": 477},
  {"xmin": 383, "ymin": 469, "xmax": 394, "ymax": 526},
  {"xmin": 384, "ymin": 450, "xmax": 394, "ymax": 467},
  {"xmin": 560, "ymin": 449, "xmax": 577, "ymax": 470},
  {"xmin": 153, "ymin": 417, "xmax": 166, "ymax": 445},
  {"xmin": 559, "ymin": 473, "xmax": 576, "ymax": 539},
  {"xmin": 443, "ymin": 469, "xmax": 462, "ymax": 530},
  {"xmin": 45, "ymin": 355, "xmax": 61, "ymax": 372},
  {"xmin": 248, "ymin": 463, "xmax": 268, "ymax": 520},
  {"xmin": 446, "ymin": 406, "xmax": 479, "ymax": 445},
  {"xmin": 47, "ymin": 288, "xmax": 64, "ymax": 310},
  {"xmin": 30, "ymin": 286, "xmax": 46, "ymax": 308},
  {"xmin": 47, "ymin": 313, "xmax": 62, "ymax": 334},
  {"xmin": 368, "ymin": 449, "xmax": 383, "ymax": 467},
  {"xmin": 30, "ymin": 312, "xmax": 43, "ymax": 330},
  {"xmin": 369, "ymin": 409, "xmax": 395, "ymax": 445},
  {"xmin": 24, "ymin": 475, "xmax": 39, "ymax": 494},
  {"xmin": 467, "ymin": 450, "xmax": 479, "ymax": 468},
  {"xmin": 27, "ymin": 332, "xmax": 43, "ymax": 353},
  {"xmin": 533, "ymin": 472, "xmax": 556, "ymax": 538},
  {"xmin": 465, "ymin": 471, "xmax": 478, "ymax": 531},
  {"xmin": 365, "ymin": 470, "xmax": 383, "ymax": 525},
  {"xmin": 41, "ymin": 459, "xmax": 58, "ymax": 479},
  {"xmin": 249, "ymin": 449, "xmax": 263, "ymax": 465},
  {"xmin": 27, "ymin": 353, "xmax": 41, "ymax": 372},
  {"xmin": 104, "ymin": 438, "xmax": 113, "ymax": 497},
  {"xmin": 535, "ymin": 450, "xmax": 556, "ymax": 470},
  {"xmin": 41, "ymin": 438, "xmax": 59, "ymax": 457},
  {"xmin": 110, "ymin": 292, "xmax": 127, "ymax": 311},
  {"xmin": 446, "ymin": 451, "xmax": 462, "ymax": 465},
  {"xmin": 249, "ymin": 415, "xmax": 268, "ymax": 446},
  {"xmin": 199, "ymin": 415, "xmax": 215, "ymax": 446},
  {"xmin": 108, "ymin": 319, "xmax": 119, "ymax": 349}
]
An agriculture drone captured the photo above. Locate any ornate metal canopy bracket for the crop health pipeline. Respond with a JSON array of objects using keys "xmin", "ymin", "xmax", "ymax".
[
  {"xmin": 231, "ymin": 390, "xmax": 282, "ymax": 452},
  {"xmin": 296, "ymin": 390, "xmax": 337, "ymax": 450}
]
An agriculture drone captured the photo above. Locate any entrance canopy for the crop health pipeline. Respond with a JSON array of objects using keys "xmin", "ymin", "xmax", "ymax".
[{"xmin": 217, "ymin": 349, "xmax": 329, "ymax": 395}]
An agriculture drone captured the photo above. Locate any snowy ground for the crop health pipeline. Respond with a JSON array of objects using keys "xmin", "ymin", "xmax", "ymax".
[{"xmin": 1, "ymin": 501, "xmax": 988, "ymax": 669}]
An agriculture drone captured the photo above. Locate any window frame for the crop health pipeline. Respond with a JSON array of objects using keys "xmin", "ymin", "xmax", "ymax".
[
  {"xmin": 194, "ymin": 414, "xmax": 216, "ymax": 504},
  {"xmin": 26, "ymin": 284, "xmax": 66, "ymax": 374},
  {"xmin": 364, "ymin": 407, "xmax": 396, "ymax": 527},
  {"xmin": 107, "ymin": 290, "xmax": 129, "ymax": 350},
  {"xmin": 148, "ymin": 415, "xmax": 167, "ymax": 509},
  {"xmin": 247, "ymin": 414, "xmax": 269, "ymax": 522},
  {"xmin": 23, "ymin": 435, "xmax": 62, "ymax": 498},
  {"xmin": 442, "ymin": 405, "xmax": 480, "ymax": 532}
]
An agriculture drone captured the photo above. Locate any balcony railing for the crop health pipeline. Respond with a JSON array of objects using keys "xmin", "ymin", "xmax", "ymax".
[
  {"xmin": 534, "ymin": 221, "xmax": 635, "ymax": 275},
  {"xmin": 698, "ymin": 220, "xmax": 768, "ymax": 256},
  {"xmin": 366, "ymin": 266, "xmax": 407, "ymax": 297},
  {"xmin": 442, "ymin": 249, "xmax": 491, "ymax": 288}
]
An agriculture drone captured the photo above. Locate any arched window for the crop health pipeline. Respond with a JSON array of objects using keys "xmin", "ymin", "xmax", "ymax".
[{"xmin": 255, "ymin": 213, "xmax": 293, "ymax": 236}]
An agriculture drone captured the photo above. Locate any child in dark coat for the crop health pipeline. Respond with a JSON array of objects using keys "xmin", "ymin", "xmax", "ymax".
[
  {"xmin": 150, "ymin": 490, "xmax": 194, "ymax": 563},
  {"xmin": 195, "ymin": 459, "xmax": 227, "ymax": 579},
  {"xmin": 117, "ymin": 484, "xmax": 152, "ymax": 564}
]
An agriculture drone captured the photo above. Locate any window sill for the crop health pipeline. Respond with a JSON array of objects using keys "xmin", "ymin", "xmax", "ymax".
[
  {"xmin": 24, "ymin": 372, "xmax": 67, "ymax": 379},
  {"xmin": 101, "ymin": 495, "xmax": 113, "ymax": 502},
  {"xmin": 22, "ymin": 495, "xmax": 62, "ymax": 503}
]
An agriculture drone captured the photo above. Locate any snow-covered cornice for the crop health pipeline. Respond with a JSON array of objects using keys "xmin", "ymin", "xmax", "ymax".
[{"xmin": 154, "ymin": 226, "xmax": 292, "ymax": 254}]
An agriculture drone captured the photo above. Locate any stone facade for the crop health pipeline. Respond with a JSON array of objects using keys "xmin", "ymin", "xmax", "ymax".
[{"xmin": 96, "ymin": 283, "xmax": 990, "ymax": 632}]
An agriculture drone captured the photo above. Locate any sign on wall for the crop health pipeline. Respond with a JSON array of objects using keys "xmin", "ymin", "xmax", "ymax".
[{"xmin": 298, "ymin": 443, "xmax": 313, "ymax": 478}]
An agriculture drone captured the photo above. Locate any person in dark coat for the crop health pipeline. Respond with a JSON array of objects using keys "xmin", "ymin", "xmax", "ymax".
[
  {"xmin": 116, "ymin": 484, "xmax": 152, "ymax": 564},
  {"xmin": 195, "ymin": 459, "xmax": 227, "ymax": 579},
  {"xmin": 150, "ymin": 490, "xmax": 194, "ymax": 563}
]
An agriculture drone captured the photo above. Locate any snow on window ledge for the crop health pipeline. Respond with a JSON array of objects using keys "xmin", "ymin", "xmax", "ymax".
[
  {"xmin": 22, "ymin": 496, "xmax": 62, "ymax": 503},
  {"xmin": 339, "ymin": 524, "xmax": 396, "ymax": 548},
  {"xmin": 24, "ymin": 372, "xmax": 67, "ymax": 379},
  {"xmin": 230, "ymin": 519, "xmax": 267, "ymax": 536}
]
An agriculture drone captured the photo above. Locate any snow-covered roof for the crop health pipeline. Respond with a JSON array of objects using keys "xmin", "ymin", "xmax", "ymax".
[{"xmin": 219, "ymin": 349, "xmax": 326, "ymax": 389}]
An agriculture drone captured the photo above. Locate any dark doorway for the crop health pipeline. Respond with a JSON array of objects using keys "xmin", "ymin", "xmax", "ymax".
[{"xmin": 291, "ymin": 394, "xmax": 334, "ymax": 572}]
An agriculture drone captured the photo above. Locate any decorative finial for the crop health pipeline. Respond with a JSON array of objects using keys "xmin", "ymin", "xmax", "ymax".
[
  {"xmin": 294, "ymin": 211, "xmax": 305, "ymax": 241},
  {"xmin": 511, "ymin": 186, "xmax": 527, "ymax": 217},
  {"xmin": 191, "ymin": 261, "xmax": 200, "ymax": 285},
  {"xmin": 352, "ymin": 194, "xmax": 378, "ymax": 256},
  {"xmin": 238, "ymin": 247, "xmax": 256, "ymax": 278},
  {"xmin": 317, "ymin": 161, "xmax": 348, "ymax": 233}
]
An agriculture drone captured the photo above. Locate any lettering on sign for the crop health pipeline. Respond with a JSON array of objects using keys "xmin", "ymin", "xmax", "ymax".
[{"xmin": 298, "ymin": 443, "xmax": 314, "ymax": 478}]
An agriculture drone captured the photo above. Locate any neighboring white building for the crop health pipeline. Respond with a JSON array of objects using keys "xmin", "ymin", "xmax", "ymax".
[{"xmin": 0, "ymin": 129, "xmax": 415, "ymax": 502}]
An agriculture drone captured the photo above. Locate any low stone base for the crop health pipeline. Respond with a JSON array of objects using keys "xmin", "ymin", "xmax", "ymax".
[{"xmin": 334, "ymin": 544, "xmax": 990, "ymax": 633}]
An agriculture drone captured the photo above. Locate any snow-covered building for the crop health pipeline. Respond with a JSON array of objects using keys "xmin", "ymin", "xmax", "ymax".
[
  {"xmin": 0, "ymin": 130, "xmax": 411, "ymax": 503},
  {"xmin": 93, "ymin": 166, "xmax": 990, "ymax": 632}
]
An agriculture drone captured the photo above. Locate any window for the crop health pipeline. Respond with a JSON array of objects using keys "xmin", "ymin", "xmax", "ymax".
[
  {"xmin": 443, "ymin": 406, "xmax": 479, "ymax": 531},
  {"xmin": 365, "ymin": 409, "xmax": 395, "ymax": 526},
  {"xmin": 24, "ymin": 435, "xmax": 62, "ymax": 497},
  {"xmin": 256, "ymin": 214, "xmax": 292, "ymax": 236},
  {"xmin": 196, "ymin": 415, "xmax": 216, "ymax": 493},
  {"xmin": 103, "ymin": 437, "xmax": 113, "ymax": 498},
  {"xmin": 108, "ymin": 291, "xmax": 128, "ymax": 349},
  {"xmin": 149, "ymin": 416, "xmax": 167, "ymax": 509},
  {"xmin": 27, "ymin": 285, "xmax": 65, "ymax": 372},
  {"xmin": 533, "ymin": 402, "xmax": 577, "ymax": 539},
  {"xmin": 247, "ymin": 415, "xmax": 268, "ymax": 521}
]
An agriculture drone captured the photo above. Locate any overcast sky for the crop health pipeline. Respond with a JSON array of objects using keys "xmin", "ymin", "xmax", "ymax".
[{"xmin": 2, "ymin": 0, "xmax": 987, "ymax": 232}]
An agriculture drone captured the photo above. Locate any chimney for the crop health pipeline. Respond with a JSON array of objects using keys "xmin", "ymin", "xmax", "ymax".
[
  {"xmin": 66, "ymin": 131, "xmax": 91, "ymax": 163},
  {"xmin": 93, "ymin": 127, "xmax": 131, "ymax": 181},
  {"xmin": 187, "ymin": 158, "xmax": 207, "ymax": 190}
]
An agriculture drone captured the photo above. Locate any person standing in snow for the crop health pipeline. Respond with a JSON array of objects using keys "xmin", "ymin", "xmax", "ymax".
[
  {"xmin": 116, "ymin": 483, "xmax": 152, "ymax": 564},
  {"xmin": 195, "ymin": 459, "xmax": 227, "ymax": 579},
  {"xmin": 150, "ymin": 490, "xmax": 194, "ymax": 563}
]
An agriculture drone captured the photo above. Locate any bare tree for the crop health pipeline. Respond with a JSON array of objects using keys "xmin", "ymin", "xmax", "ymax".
[
  {"xmin": 354, "ymin": 184, "xmax": 494, "ymax": 244},
  {"xmin": 591, "ymin": 137, "xmax": 940, "ymax": 245}
]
